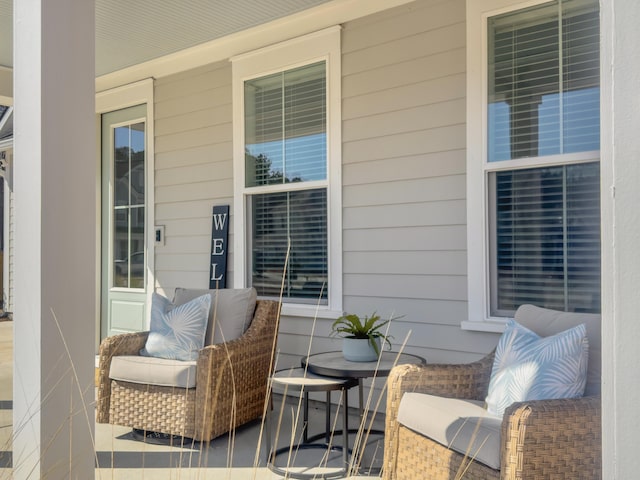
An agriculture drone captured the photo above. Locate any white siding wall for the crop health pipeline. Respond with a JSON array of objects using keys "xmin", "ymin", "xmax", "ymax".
[
  {"xmin": 339, "ymin": 0, "xmax": 498, "ymax": 364},
  {"xmin": 151, "ymin": 0, "xmax": 500, "ymax": 382},
  {"xmin": 153, "ymin": 61, "xmax": 234, "ymax": 297}
]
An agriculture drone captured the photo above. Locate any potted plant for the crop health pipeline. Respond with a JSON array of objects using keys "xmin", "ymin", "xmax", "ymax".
[{"xmin": 331, "ymin": 312, "xmax": 395, "ymax": 362}]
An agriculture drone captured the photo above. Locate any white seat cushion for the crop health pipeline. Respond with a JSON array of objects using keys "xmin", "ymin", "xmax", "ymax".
[
  {"xmin": 109, "ymin": 355, "xmax": 197, "ymax": 389},
  {"xmin": 397, "ymin": 392, "xmax": 503, "ymax": 470}
]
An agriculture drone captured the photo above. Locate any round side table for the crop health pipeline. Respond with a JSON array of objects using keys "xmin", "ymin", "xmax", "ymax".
[
  {"xmin": 266, "ymin": 367, "xmax": 359, "ymax": 480},
  {"xmin": 302, "ymin": 351, "xmax": 427, "ymax": 415}
]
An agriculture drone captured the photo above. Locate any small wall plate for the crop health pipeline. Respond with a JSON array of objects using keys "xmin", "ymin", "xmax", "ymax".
[{"xmin": 154, "ymin": 225, "xmax": 165, "ymax": 246}]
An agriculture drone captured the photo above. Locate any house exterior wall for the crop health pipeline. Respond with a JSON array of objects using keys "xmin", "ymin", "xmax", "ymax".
[
  {"xmin": 153, "ymin": 61, "xmax": 234, "ymax": 296},
  {"xmin": 339, "ymin": 0, "xmax": 498, "ymax": 364},
  {"xmin": 152, "ymin": 0, "xmax": 500, "ymax": 375}
]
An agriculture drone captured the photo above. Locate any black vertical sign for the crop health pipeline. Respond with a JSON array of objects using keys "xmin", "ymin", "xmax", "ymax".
[{"xmin": 209, "ymin": 205, "xmax": 229, "ymax": 289}]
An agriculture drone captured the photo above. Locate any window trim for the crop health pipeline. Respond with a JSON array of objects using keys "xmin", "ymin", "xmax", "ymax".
[
  {"xmin": 464, "ymin": 0, "xmax": 600, "ymax": 331},
  {"xmin": 231, "ymin": 27, "xmax": 342, "ymax": 317}
]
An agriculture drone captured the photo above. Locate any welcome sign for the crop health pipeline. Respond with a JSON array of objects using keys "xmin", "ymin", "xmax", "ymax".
[{"xmin": 209, "ymin": 205, "xmax": 229, "ymax": 289}]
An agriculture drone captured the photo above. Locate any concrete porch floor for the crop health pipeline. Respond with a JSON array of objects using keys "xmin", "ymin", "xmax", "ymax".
[{"xmin": 0, "ymin": 321, "xmax": 383, "ymax": 479}]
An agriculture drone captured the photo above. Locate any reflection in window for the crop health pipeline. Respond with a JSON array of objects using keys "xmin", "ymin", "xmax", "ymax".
[
  {"xmin": 487, "ymin": 1, "xmax": 600, "ymax": 161},
  {"xmin": 112, "ymin": 122, "xmax": 145, "ymax": 289},
  {"xmin": 245, "ymin": 62, "xmax": 326, "ymax": 186}
]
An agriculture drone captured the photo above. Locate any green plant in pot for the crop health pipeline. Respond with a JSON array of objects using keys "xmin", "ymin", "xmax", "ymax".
[{"xmin": 331, "ymin": 312, "xmax": 394, "ymax": 362}]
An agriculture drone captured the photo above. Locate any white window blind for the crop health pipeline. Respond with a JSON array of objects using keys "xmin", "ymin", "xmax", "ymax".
[
  {"xmin": 250, "ymin": 189, "xmax": 327, "ymax": 302},
  {"xmin": 491, "ymin": 162, "xmax": 600, "ymax": 315},
  {"xmin": 488, "ymin": 0, "xmax": 599, "ymax": 162}
]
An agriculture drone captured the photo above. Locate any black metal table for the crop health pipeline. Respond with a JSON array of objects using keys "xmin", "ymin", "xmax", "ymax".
[
  {"xmin": 266, "ymin": 367, "xmax": 359, "ymax": 479},
  {"xmin": 301, "ymin": 351, "xmax": 427, "ymax": 416}
]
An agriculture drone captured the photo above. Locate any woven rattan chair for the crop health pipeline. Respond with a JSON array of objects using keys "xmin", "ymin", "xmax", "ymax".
[
  {"xmin": 96, "ymin": 299, "xmax": 280, "ymax": 442},
  {"xmin": 383, "ymin": 305, "xmax": 602, "ymax": 479}
]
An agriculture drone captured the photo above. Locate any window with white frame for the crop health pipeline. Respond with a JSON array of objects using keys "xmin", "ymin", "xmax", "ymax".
[
  {"xmin": 232, "ymin": 27, "xmax": 342, "ymax": 314},
  {"xmin": 466, "ymin": 0, "xmax": 600, "ymax": 328}
]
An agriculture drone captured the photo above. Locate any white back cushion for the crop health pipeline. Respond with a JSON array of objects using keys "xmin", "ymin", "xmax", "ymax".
[
  {"xmin": 514, "ymin": 304, "xmax": 601, "ymax": 396},
  {"xmin": 173, "ymin": 287, "xmax": 257, "ymax": 345}
]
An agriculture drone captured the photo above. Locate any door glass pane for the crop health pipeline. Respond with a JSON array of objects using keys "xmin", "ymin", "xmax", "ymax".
[
  {"xmin": 130, "ymin": 123, "xmax": 146, "ymax": 203},
  {"xmin": 114, "ymin": 127, "xmax": 131, "ymax": 207},
  {"xmin": 112, "ymin": 121, "xmax": 146, "ymax": 289},
  {"xmin": 113, "ymin": 209, "xmax": 129, "ymax": 288},
  {"xmin": 250, "ymin": 188, "xmax": 328, "ymax": 304},
  {"xmin": 130, "ymin": 206, "xmax": 145, "ymax": 288}
]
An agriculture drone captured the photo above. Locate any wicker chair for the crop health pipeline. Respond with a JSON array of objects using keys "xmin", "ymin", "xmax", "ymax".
[
  {"xmin": 383, "ymin": 305, "xmax": 602, "ymax": 480},
  {"xmin": 96, "ymin": 299, "xmax": 280, "ymax": 442}
]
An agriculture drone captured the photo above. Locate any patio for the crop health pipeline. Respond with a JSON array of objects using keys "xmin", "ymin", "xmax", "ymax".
[{"xmin": 0, "ymin": 320, "xmax": 383, "ymax": 479}]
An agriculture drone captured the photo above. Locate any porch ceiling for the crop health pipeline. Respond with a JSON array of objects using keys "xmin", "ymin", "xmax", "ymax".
[{"xmin": 0, "ymin": 0, "xmax": 331, "ymax": 76}]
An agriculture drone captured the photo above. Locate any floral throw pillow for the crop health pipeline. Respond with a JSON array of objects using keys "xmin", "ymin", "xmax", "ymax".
[
  {"xmin": 140, "ymin": 293, "xmax": 211, "ymax": 361},
  {"xmin": 485, "ymin": 319, "xmax": 589, "ymax": 416}
]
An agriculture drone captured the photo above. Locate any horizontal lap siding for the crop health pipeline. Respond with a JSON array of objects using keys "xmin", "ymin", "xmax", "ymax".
[
  {"xmin": 153, "ymin": 62, "xmax": 234, "ymax": 297},
  {"xmin": 339, "ymin": 0, "xmax": 497, "ymax": 363},
  {"xmin": 278, "ymin": 1, "xmax": 498, "ymax": 395}
]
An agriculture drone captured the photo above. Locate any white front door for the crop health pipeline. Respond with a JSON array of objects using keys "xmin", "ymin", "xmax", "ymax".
[{"xmin": 101, "ymin": 104, "xmax": 149, "ymax": 338}]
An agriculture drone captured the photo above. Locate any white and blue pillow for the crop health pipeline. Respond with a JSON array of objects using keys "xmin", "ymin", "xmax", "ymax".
[
  {"xmin": 140, "ymin": 293, "xmax": 211, "ymax": 361},
  {"xmin": 485, "ymin": 319, "xmax": 589, "ymax": 416}
]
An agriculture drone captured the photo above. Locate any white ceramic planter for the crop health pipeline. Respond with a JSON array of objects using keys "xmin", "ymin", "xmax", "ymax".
[{"xmin": 342, "ymin": 337, "xmax": 380, "ymax": 362}]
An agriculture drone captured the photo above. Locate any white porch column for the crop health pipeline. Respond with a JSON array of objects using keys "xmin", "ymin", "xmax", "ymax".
[
  {"xmin": 601, "ymin": 0, "xmax": 640, "ymax": 477},
  {"xmin": 12, "ymin": 1, "xmax": 96, "ymax": 479}
]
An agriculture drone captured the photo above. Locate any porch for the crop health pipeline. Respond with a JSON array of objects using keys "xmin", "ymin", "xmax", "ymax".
[
  {"xmin": 1, "ymin": 0, "xmax": 639, "ymax": 477},
  {"xmin": 0, "ymin": 320, "xmax": 383, "ymax": 479}
]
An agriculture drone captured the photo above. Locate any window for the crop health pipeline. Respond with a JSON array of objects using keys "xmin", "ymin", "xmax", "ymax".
[
  {"xmin": 466, "ymin": 0, "xmax": 600, "ymax": 329},
  {"xmin": 232, "ymin": 27, "xmax": 342, "ymax": 315}
]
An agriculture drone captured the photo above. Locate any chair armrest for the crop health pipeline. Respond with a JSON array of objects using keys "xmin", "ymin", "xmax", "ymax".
[
  {"xmin": 382, "ymin": 353, "xmax": 494, "ymax": 480},
  {"xmin": 386, "ymin": 353, "xmax": 495, "ymax": 422},
  {"xmin": 501, "ymin": 396, "xmax": 601, "ymax": 479},
  {"xmin": 194, "ymin": 300, "xmax": 281, "ymax": 439},
  {"xmin": 96, "ymin": 331, "xmax": 149, "ymax": 423},
  {"xmin": 196, "ymin": 300, "xmax": 279, "ymax": 384}
]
